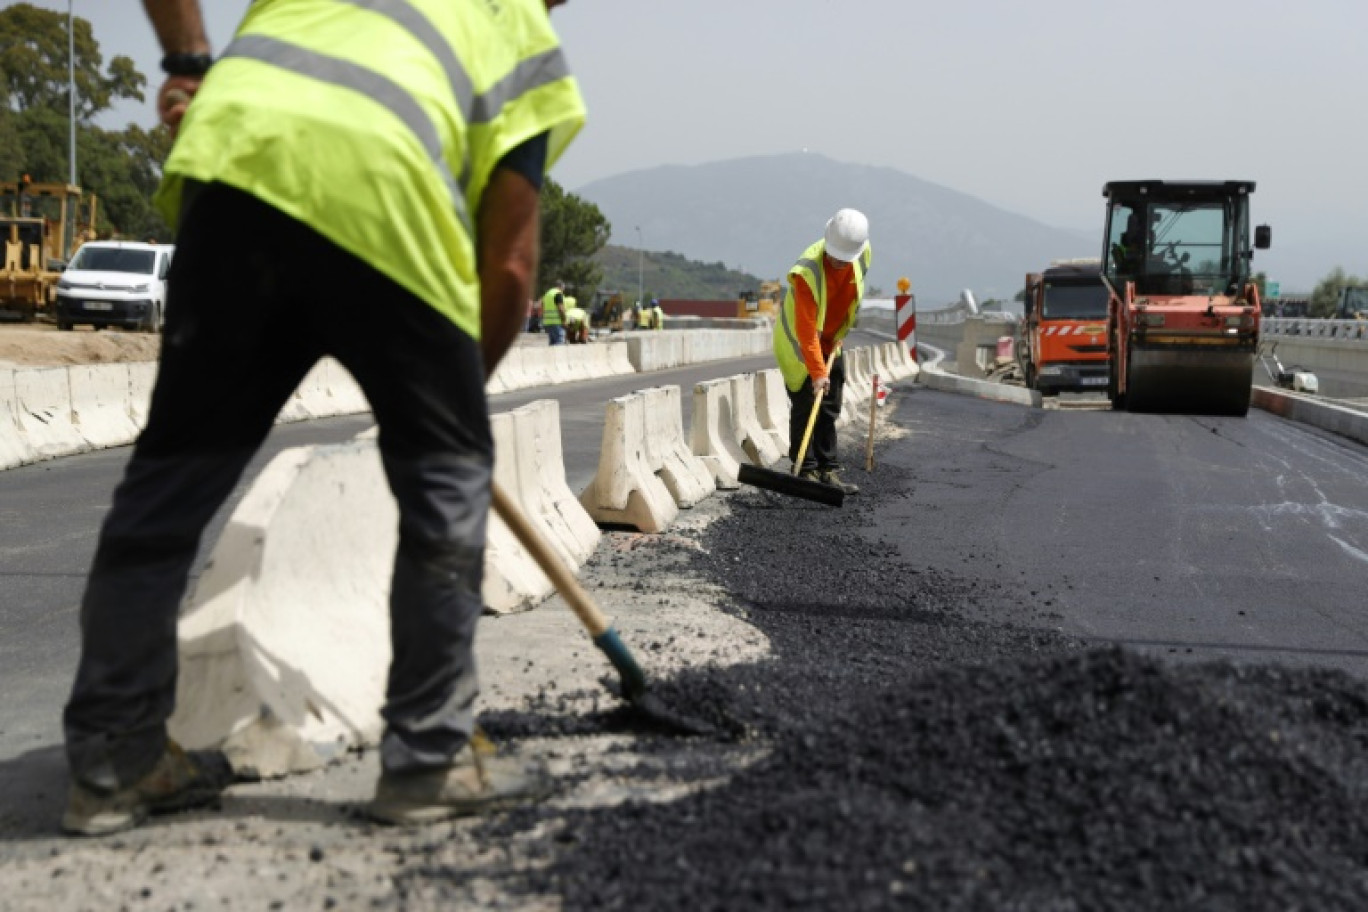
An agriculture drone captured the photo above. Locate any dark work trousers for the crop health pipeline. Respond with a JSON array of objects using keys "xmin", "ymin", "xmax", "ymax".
[
  {"xmin": 64, "ymin": 183, "xmax": 493, "ymax": 790},
  {"xmin": 786, "ymin": 350, "xmax": 846, "ymax": 473}
]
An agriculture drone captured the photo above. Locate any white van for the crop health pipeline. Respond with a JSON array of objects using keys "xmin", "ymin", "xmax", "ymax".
[{"xmin": 54, "ymin": 240, "xmax": 174, "ymax": 333}]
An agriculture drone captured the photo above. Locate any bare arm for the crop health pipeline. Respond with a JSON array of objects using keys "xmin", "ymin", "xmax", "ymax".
[
  {"xmin": 141, "ymin": 0, "xmax": 212, "ymax": 135},
  {"xmin": 477, "ymin": 169, "xmax": 541, "ymax": 379}
]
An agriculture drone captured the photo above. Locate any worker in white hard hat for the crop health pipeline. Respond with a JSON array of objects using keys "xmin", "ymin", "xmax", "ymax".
[{"xmin": 771, "ymin": 208, "xmax": 872, "ymax": 495}]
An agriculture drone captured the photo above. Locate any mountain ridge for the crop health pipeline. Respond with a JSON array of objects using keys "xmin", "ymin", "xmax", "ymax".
[{"xmin": 575, "ymin": 152, "xmax": 1098, "ymax": 306}]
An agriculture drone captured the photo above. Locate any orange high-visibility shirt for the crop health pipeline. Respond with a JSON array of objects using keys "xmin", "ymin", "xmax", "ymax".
[{"xmin": 791, "ymin": 258, "xmax": 858, "ymax": 381}]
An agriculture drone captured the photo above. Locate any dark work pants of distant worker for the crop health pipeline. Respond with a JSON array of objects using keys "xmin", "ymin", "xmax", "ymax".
[{"xmin": 787, "ymin": 350, "xmax": 847, "ymax": 473}]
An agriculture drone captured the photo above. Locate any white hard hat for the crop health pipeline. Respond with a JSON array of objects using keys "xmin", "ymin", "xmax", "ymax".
[{"xmin": 824, "ymin": 208, "xmax": 869, "ymax": 262}]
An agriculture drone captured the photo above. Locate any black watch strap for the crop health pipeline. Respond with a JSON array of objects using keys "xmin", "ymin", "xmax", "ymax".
[{"xmin": 161, "ymin": 52, "xmax": 214, "ymax": 77}]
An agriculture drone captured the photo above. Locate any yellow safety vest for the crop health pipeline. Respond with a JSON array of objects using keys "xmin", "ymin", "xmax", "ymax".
[
  {"xmin": 540, "ymin": 287, "xmax": 565, "ymax": 326},
  {"xmin": 156, "ymin": 0, "xmax": 585, "ymax": 341},
  {"xmin": 773, "ymin": 239, "xmax": 872, "ymax": 391}
]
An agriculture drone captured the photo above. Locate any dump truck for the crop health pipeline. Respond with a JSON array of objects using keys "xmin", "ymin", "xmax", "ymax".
[
  {"xmin": 1335, "ymin": 286, "xmax": 1368, "ymax": 320},
  {"xmin": 1, "ymin": 179, "xmax": 97, "ymax": 321},
  {"xmin": 1101, "ymin": 180, "xmax": 1269, "ymax": 416},
  {"xmin": 1019, "ymin": 259, "xmax": 1110, "ymax": 394}
]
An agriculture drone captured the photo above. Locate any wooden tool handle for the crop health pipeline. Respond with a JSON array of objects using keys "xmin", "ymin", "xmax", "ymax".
[
  {"xmin": 490, "ymin": 482, "xmax": 609, "ymax": 637},
  {"xmin": 865, "ymin": 371, "xmax": 878, "ymax": 472}
]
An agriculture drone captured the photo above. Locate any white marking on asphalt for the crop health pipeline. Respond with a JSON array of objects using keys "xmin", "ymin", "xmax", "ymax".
[{"xmin": 1329, "ymin": 535, "xmax": 1368, "ymax": 566}]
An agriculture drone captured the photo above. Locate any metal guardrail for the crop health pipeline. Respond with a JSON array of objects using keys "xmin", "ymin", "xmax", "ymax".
[
  {"xmin": 918, "ymin": 307, "xmax": 1018, "ymax": 327},
  {"xmin": 1264, "ymin": 318, "xmax": 1368, "ymax": 342}
]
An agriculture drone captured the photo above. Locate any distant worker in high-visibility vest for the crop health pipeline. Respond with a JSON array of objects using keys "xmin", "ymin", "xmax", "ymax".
[
  {"xmin": 565, "ymin": 297, "xmax": 589, "ymax": 343},
  {"xmin": 62, "ymin": 0, "xmax": 586, "ymax": 836},
  {"xmin": 772, "ymin": 208, "xmax": 871, "ymax": 496},
  {"xmin": 650, "ymin": 299, "xmax": 665, "ymax": 331},
  {"xmin": 540, "ymin": 280, "xmax": 567, "ymax": 345}
]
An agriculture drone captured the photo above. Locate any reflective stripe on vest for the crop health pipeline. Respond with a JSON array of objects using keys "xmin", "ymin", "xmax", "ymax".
[
  {"xmin": 224, "ymin": 33, "xmax": 470, "ymax": 237},
  {"xmin": 156, "ymin": 0, "xmax": 585, "ymax": 340},
  {"xmin": 773, "ymin": 240, "xmax": 872, "ymax": 391}
]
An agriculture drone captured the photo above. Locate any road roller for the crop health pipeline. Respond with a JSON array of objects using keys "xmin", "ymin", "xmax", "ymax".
[{"xmin": 1100, "ymin": 180, "xmax": 1270, "ymax": 417}]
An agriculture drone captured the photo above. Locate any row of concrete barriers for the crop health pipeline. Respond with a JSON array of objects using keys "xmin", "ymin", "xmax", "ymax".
[
  {"xmin": 0, "ymin": 329, "xmax": 775, "ymax": 472},
  {"xmin": 160, "ymin": 338, "xmax": 918, "ymax": 777}
]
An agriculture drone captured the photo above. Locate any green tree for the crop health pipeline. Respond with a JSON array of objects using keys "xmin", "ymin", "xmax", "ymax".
[
  {"xmin": 1310, "ymin": 267, "xmax": 1364, "ymax": 319},
  {"xmin": 0, "ymin": 3, "xmax": 144, "ymax": 121},
  {"xmin": 1, "ymin": 3, "xmax": 169, "ymax": 238},
  {"xmin": 537, "ymin": 177, "xmax": 609, "ymax": 298}
]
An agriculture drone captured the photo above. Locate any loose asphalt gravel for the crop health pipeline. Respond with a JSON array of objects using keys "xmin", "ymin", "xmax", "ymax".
[{"xmin": 469, "ymin": 421, "xmax": 1368, "ymax": 911}]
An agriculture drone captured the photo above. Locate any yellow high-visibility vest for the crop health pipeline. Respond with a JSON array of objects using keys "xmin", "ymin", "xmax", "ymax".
[
  {"xmin": 156, "ymin": 0, "xmax": 585, "ymax": 341},
  {"xmin": 773, "ymin": 239, "xmax": 872, "ymax": 391},
  {"xmin": 541, "ymin": 287, "xmax": 565, "ymax": 326}
]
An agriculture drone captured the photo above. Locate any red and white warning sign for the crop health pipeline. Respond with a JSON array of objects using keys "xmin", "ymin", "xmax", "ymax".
[{"xmin": 895, "ymin": 291, "xmax": 917, "ymax": 363}]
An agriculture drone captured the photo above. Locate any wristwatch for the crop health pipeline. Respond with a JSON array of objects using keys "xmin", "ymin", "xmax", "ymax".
[{"xmin": 160, "ymin": 52, "xmax": 214, "ymax": 77}]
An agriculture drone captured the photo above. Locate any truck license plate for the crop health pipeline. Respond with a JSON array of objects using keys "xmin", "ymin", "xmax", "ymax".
[
  {"xmin": 1080, "ymin": 377, "xmax": 1107, "ymax": 386},
  {"xmin": 84, "ymin": 301, "xmax": 113, "ymax": 311}
]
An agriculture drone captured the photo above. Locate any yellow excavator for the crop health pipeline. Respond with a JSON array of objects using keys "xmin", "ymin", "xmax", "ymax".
[
  {"xmin": 738, "ymin": 279, "xmax": 783, "ymax": 319},
  {"xmin": 1, "ymin": 178, "xmax": 98, "ymax": 321}
]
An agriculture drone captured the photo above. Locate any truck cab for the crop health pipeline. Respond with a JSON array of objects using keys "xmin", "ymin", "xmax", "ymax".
[
  {"xmin": 1336, "ymin": 286, "xmax": 1368, "ymax": 321},
  {"xmin": 1019, "ymin": 259, "xmax": 1110, "ymax": 393}
]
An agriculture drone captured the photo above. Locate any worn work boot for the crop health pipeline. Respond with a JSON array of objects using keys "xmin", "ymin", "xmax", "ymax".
[
  {"xmin": 819, "ymin": 469, "xmax": 860, "ymax": 495},
  {"xmin": 797, "ymin": 468, "xmax": 823, "ymax": 484},
  {"xmin": 369, "ymin": 744, "xmax": 553, "ymax": 827},
  {"xmin": 62, "ymin": 741, "xmax": 234, "ymax": 837}
]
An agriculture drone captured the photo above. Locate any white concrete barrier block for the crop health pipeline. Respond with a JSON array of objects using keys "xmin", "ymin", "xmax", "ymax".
[
  {"xmin": 731, "ymin": 373, "xmax": 784, "ymax": 468},
  {"xmin": 523, "ymin": 345, "xmax": 556, "ymax": 388},
  {"xmin": 604, "ymin": 340, "xmax": 635, "ymax": 376},
  {"xmin": 579, "ymin": 393, "xmax": 679, "ymax": 532},
  {"xmin": 0, "ymin": 369, "xmax": 37, "ymax": 470},
  {"xmin": 640, "ymin": 385, "xmax": 714, "ymax": 508},
  {"xmin": 127, "ymin": 361, "xmax": 158, "ymax": 429},
  {"xmin": 690, "ymin": 378, "xmax": 744, "ymax": 489},
  {"xmin": 324, "ymin": 359, "xmax": 370, "ymax": 415},
  {"xmin": 509, "ymin": 399, "xmax": 599, "ymax": 565},
  {"xmin": 755, "ymin": 368, "xmax": 791, "ymax": 456},
  {"xmin": 15, "ymin": 367, "xmax": 87, "ymax": 459},
  {"xmin": 487, "ymin": 411, "xmax": 557, "ymax": 614},
  {"xmin": 170, "ymin": 442, "xmax": 395, "ymax": 777},
  {"xmin": 69, "ymin": 364, "xmax": 141, "ymax": 449}
]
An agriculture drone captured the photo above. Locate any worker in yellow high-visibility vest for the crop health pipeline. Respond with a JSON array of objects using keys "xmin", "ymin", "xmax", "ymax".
[
  {"xmin": 540, "ymin": 280, "xmax": 567, "ymax": 345},
  {"xmin": 62, "ymin": 0, "xmax": 585, "ymax": 836},
  {"xmin": 772, "ymin": 209, "xmax": 872, "ymax": 496}
]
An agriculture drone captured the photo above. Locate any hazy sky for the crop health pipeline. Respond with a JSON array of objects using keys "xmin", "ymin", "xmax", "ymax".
[{"xmin": 26, "ymin": 0, "xmax": 1368, "ymax": 291}]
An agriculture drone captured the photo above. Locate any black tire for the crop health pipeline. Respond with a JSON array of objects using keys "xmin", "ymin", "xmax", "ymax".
[
  {"xmin": 1024, "ymin": 364, "xmax": 1036, "ymax": 391},
  {"xmin": 57, "ymin": 319, "xmax": 73, "ymax": 331}
]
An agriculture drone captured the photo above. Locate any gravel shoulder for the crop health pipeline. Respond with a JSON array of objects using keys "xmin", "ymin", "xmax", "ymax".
[
  {"xmin": 0, "ymin": 494, "xmax": 773, "ymax": 910},
  {"xmin": 0, "ymin": 324, "xmax": 162, "ymax": 370}
]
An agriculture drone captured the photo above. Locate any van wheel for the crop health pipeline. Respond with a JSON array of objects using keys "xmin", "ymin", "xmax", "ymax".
[{"xmin": 57, "ymin": 319, "xmax": 73, "ymax": 331}]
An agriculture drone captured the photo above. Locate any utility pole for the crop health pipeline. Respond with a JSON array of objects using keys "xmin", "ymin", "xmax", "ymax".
[
  {"xmin": 68, "ymin": 0, "xmax": 76, "ymax": 187},
  {"xmin": 634, "ymin": 225, "xmax": 643, "ymax": 306}
]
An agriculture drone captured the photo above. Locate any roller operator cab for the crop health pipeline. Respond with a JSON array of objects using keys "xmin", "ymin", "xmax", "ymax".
[
  {"xmin": 54, "ymin": 240, "xmax": 173, "ymax": 333},
  {"xmin": 1101, "ymin": 180, "xmax": 1270, "ymax": 416},
  {"xmin": 1020, "ymin": 259, "xmax": 1110, "ymax": 394}
]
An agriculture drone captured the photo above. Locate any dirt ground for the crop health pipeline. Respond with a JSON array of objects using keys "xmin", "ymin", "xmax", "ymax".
[{"xmin": 0, "ymin": 323, "xmax": 161, "ymax": 369}]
